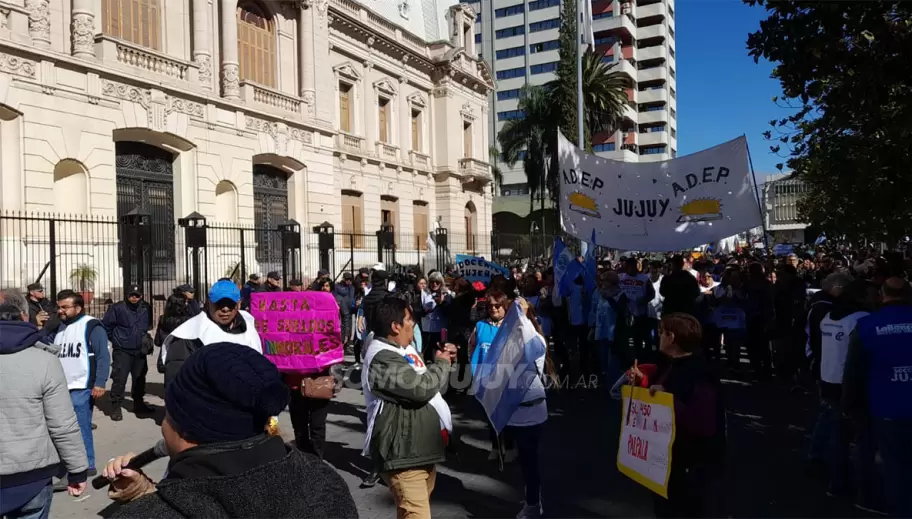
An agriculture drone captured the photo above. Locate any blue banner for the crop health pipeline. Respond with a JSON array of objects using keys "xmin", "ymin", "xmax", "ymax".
[{"xmin": 455, "ymin": 254, "xmax": 510, "ymax": 282}]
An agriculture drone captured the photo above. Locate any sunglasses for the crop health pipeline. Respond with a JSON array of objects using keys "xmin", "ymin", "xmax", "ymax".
[{"xmin": 489, "ymin": 304, "xmax": 504, "ymax": 310}]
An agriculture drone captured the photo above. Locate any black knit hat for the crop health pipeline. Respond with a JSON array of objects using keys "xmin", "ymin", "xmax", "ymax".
[{"xmin": 165, "ymin": 343, "xmax": 289, "ymax": 444}]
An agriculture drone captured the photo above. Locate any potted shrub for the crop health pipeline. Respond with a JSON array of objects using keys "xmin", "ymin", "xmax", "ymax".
[{"xmin": 70, "ymin": 264, "xmax": 97, "ymax": 305}]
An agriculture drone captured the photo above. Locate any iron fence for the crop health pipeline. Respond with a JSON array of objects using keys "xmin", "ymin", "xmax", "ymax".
[{"xmin": 1, "ymin": 210, "xmax": 601, "ymax": 318}]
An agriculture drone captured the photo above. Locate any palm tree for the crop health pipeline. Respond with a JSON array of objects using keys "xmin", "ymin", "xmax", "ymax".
[
  {"xmin": 496, "ymin": 85, "xmax": 556, "ymax": 215},
  {"xmin": 550, "ymin": 48, "xmax": 631, "ymax": 150},
  {"xmin": 488, "ymin": 145, "xmax": 504, "ymax": 195}
]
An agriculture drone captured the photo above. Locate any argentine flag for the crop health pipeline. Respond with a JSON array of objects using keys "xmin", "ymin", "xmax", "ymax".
[{"xmin": 473, "ymin": 301, "xmax": 548, "ymax": 433}]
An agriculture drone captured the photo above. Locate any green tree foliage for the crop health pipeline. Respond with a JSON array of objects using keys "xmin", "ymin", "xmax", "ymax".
[
  {"xmin": 497, "ymin": 85, "xmax": 556, "ymax": 212},
  {"xmin": 555, "ymin": 0, "xmax": 580, "ymax": 143},
  {"xmin": 746, "ymin": 0, "xmax": 912, "ymax": 242}
]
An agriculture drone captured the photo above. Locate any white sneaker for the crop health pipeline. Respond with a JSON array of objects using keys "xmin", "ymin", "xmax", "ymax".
[
  {"xmin": 504, "ymin": 448, "xmax": 519, "ymax": 464},
  {"xmin": 516, "ymin": 503, "xmax": 542, "ymax": 519}
]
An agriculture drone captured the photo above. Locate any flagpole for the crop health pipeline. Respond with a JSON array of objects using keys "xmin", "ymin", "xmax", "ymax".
[
  {"xmin": 577, "ymin": 0, "xmax": 587, "ymax": 257},
  {"xmin": 745, "ymin": 135, "xmax": 771, "ymax": 251}
]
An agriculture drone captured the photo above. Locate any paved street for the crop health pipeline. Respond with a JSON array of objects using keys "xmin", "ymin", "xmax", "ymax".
[{"xmin": 49, "ymin": 350, "xmax": 873, "ymax": 518}]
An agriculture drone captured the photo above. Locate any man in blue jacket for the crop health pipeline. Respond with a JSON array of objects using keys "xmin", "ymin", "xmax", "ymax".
[
  {"xmin": 844, "ymin": 277, "xmax": 912, "ymax": 517},
  {"xmin": 101, "ymin": 285, "xmax": 152, "ymax": 421}
]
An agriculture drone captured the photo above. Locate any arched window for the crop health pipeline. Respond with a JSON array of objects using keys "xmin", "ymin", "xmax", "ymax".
[
  {"xmin": 102, "ymin": 0, "xmax": 161, "ymax": 50},
  {"xmin": 237, "ymin": 2, "xmax": 276, "ymax": 88},
  {"xmin": 464, "ymin": 202, "xmax": 478, "ymax": 253}
]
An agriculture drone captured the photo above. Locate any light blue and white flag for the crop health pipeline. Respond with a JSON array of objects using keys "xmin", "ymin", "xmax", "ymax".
[
  {"xmin": 473, "ymin": 301, "xmax": 548, "ymax": 434},
  {"xmin": 553, "ymin": 236, "xmax": 581, "ymax": 304}
]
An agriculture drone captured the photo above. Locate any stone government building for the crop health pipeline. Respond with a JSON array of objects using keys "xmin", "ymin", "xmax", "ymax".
[{"xmin": 0, "ymin": 0, "xmax": 494, "ymax": 295}]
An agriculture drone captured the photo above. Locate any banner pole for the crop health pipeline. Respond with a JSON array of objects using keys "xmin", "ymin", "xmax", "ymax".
[{"xmin": 745, "ymin": 135, "xmax": 771, "ymax": 250}]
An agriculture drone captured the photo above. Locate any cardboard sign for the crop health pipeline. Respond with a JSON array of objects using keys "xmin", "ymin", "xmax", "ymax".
[
  {"xmin": 455, "ymin": 254, "xmax": 510, "ymax": 282},
  {"xmin": 617, "ymin": 385, "xmax": 676, "ymax": 498},
  {"xmin": 250, "ymin": 291, "xmax": 343, "ymax": 375}
]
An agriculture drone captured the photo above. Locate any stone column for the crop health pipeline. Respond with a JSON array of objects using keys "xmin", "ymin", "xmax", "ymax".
[
  {"xmin": 0, "ymin": 114, "xmax": 23, "ymax": 212},
  {"xmin": 362, "ymin": 62, "xmax": 374, "ymax": 145},
  {"xmin": 71, "ymin": 0, "xmax": 95, "ymax": 58},
  {"xmin": 398, "ymin": 77, "xmax": 408, "ymax": 152},
  {"xmin": 193, "ymin": 0, "xmax": 212, "ymax": 90},
  {"xmin": 298, "ymin": 4, "xmax": 315, "ymax": 116},
  {"xmin": 220, "ymin": 0, "xmax": 240, "ymax": 100},
  {"xmin": 26, "ymin": 0, "xmax": 50, "ymax": 48}
]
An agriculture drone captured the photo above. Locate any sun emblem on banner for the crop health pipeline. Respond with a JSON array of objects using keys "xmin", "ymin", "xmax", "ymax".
[
  {"xmin": 568, "ymin": 191, "xmax": 601, "ymax": 218},
  {"xmin": 677, "ymin": 198, "xmax": 723, "ymax": 223}
]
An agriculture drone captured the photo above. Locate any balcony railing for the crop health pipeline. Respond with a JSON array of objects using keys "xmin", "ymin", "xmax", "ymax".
[
  {"xmin": 239, "ymin": 81, "xmax": 301, "ymax": 114},
  {"xmin": 409, "ymin": 150, "xmax": 431, "ymax": 170},
  {"xmin": 376, "ymin": 141, "xmax": 399, "ymax": 161},
  {"xmin": 458, "ymin": 158, "xmax": 493, "ymax": 182},
  {"xmin": 96, "ymin": 35, "xmax": 193, "ymax": 81},
  {"xmin": 336, "ymin": 132, "xmax": 364, "ymax": 153}
]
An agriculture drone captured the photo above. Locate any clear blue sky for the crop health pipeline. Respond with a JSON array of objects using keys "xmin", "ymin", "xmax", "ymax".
[{"xmin": 674, "ymin": 0, "xmax": 786, "ymax": 176}]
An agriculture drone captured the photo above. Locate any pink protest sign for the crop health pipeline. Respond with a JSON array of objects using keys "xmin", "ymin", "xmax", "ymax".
[{"xmin": 250, "ymin": 291, "xmax": 343, "ymax": 375}]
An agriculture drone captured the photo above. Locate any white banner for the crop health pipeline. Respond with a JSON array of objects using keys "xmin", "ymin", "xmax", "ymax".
[{"xmin": 558, "ymin": 132, "xmax": 761, "ymax": 251}]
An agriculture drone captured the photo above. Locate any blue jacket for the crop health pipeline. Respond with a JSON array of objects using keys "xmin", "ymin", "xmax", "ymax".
[
  {"xmin": 333, "ymin": 283, "xmax": 356, "ymax": 315},
  {"xmin": 101, "ymin": 301, "xmax": 151, "ymax": 351},
  {"xmin": 847, "ymin": 303, "xmax": 912, "ymax": 419}
]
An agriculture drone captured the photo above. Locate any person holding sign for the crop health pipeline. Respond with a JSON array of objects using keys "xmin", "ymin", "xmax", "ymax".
[{"xmin": 628, "ymin": 314, "xmax": 725, "ymax": 518}]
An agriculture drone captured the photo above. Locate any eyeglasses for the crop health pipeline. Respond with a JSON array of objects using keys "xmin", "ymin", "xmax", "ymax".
[{"xmin": 489, "ymin": 304, "xmax": 504, "ymax": 310}]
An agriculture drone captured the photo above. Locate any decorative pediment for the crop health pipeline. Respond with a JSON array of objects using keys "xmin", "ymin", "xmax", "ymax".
[
  {"xmin": 407, "ymin": 92, "xmax": 427, "ymax": 108},
  {"xmin": 333, "ymin": 62, "xmax": 361, "ymax": 81},
  {"xmin": 373, "ymin": 77, "xmax": 398, "ymax": 96},
  {"xmin": 460, "ymin": 101, "xmax": 476, "ymax": 120}
]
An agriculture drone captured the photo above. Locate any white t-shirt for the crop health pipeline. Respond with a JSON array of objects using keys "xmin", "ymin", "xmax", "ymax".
[
  {"xmin": 820, "ymin": 311, "xmax": 869, "ymax": 384},
  {"xmin": 619, "ymin": 273, "xmax": 651, "ymax": 317}
]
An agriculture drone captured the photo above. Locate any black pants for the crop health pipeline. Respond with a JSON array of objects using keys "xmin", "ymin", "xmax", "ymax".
[
  {"xmin": 340, "ymin": 312, "xmax": 352, "ymax": 345},
  {"xmin": 630, "ymin": 316, "xmax": 655, "ymax": 362},
  {"xmin": 505, "ymin": 424, "xmax": 543, "ymax": 506},
  {"xmin": 289, "ymin": 392, "xmax": 329, "ymax": 459},
  {"xmin": 746, "ymin": 326, "xmax": 772, "ymax": 379},
  {"xmin": 110, "ymin": 349, "xmax": 148, "ymax": 409}
]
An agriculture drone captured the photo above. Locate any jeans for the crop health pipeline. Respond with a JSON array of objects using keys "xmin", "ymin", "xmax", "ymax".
[
  {"xmin": 4, "ymin": 483, "xmax": 53, "ymax": 519},
  {"xmin": 110, "ymin": 349, "xmax": 148, "ymax": 409},
  {"xmin": 288, "ymin": 391, "xmax": 329, "ymax": 459},
  {"xmin": 70, "ymin": 388, "xmax": 95, "ymax": 470},
  {"xmin": 875, "ymin": 418, "xmax": 912, "ymax": 517},
  {"xmin": 506, "ymin": 423, "xmax": 543, "ymax": 506}
]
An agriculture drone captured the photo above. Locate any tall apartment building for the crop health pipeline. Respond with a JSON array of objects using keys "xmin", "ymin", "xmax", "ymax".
[{"xmin": 477, "ymin": 0, "xmax": 678, "ymax": 231}]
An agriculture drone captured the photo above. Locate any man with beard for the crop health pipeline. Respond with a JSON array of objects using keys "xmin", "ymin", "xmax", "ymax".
[
  {"xmin": 53, "ymin": 290, "xmax": 110, "ymax": 483},
  {"xmin": 160, "ymin": 279, "xmax": 263, "ymax": 387},
  {"xmin": 102, "ymin": 285, "xmax": 153, "ymax": 421}
]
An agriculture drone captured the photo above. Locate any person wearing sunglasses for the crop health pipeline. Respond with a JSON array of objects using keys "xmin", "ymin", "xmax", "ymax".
[{"xmin": 159, "ymin": 279, "xmax": 263, "ymax": 388}]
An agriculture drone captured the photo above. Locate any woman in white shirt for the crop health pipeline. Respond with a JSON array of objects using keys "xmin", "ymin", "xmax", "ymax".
[{"xmin": 509, "ymin": 299, "xmax": 557, "ymax": 519}]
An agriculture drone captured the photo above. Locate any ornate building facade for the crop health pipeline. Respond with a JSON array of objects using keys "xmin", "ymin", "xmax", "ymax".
[{"xmin": 0, "ymin": 0, "xmax": 494, "ymax": 289}]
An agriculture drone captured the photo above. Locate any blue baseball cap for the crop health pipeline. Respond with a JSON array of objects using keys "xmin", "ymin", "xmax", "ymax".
[{"xmin": 208, "ymin": 279, "xmax": 240, "ymax": 304}]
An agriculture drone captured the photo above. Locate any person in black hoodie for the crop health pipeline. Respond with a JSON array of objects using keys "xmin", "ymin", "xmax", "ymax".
[
  {"xmin": 360, "ymin": 269, "xmax": 391, "ymax": 339},
  {"xmin": 632, "ymin": 313, "xmax": 725, "ymax": 518},
  {"xmin": 100, "ymin": 343, "xmax": 357, "ymax": 518},
  {"xmin": 154, "ymin": 295, "xmax": 193, "ymax": 351}
]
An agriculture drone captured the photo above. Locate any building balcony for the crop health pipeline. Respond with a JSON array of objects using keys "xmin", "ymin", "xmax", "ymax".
[
  {"xmin": 458, "ymin": 158, "xmax": 493, "ymax": 183},
  {"xmin": 375, "ymin": 141, "xmax": 400, "ymax": 161},
  {"xmin": 636, "ymin": 2, "xmax": 667, "ymax": 19},
  {"xmin": 637, "ymin": 110, "xmax": 668, "ymax": 124},
  {"xmin": 638, "ymin": 131, "xmax": 669, "ymax": 146},
  {"xmin": 95, "ymin": 35, "xmax": 197, "ymax": 83},
  {"xmin": 239, "ymin": 81, "xmax": 302, "ymax": 116},
  {"xmin": 625, "ymin": 88, "xmax": 637, "ymax": 103},
  {"xmin": 621, "ymin": 103, "xmax": 638, "ymax": 122},
  {"xmin": 409, "ymin": 150, "xmax": 432, "ymax": 171},
  {"xmin": 637, "ymin": 66, "xmax": 667, "ymax": 82},
  {"xmin": 616, "ymin": 58, "xmax": 637, "ymax": 79},
  {"xmin": 336, "ymin": 132, "xmax": 364, "ymax": 153},
  {"xmin": 639, "ymin": 152, "xmax": 670, "ymax": 162},
  {"xmin": 637, "ymin": 24, "xmax": 667, "ymax": 40},
  {"xmin": 593, "ymin": 12, "xmax": 636, "ymax": 36},
  {"xmin": 638, "ymin": 88, "xmax": 667, "ymax": 104},
  {"xmin": 637, "ymin": 45, "xmax": 667, "ymax": 62}
]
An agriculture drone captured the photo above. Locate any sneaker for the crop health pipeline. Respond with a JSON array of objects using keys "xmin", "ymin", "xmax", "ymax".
[
  {"xmin": 504, "ymin": 448, "xmax": 519, "ymax": 464},
  {"xmin": 516, "ymin": 503, "xmax": 542, "ymax": 519},
  {"xmin": 360, "ymin": 471, "xmax": 380, "ymax": 488},
  {"xmin": 111, "ymin": 408, "xmax": 123, "ymax": 421},
  {"xmin": 133, "ymin": 402, "xmax": 155, "ymax": 415}
]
